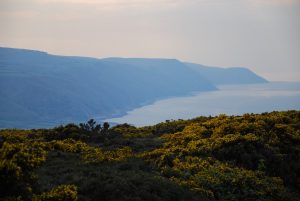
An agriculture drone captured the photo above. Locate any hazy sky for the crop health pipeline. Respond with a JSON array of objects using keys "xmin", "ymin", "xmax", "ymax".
[{"xmin": 0, "ymin": 0, "xmax": 299, "ymax": 81}]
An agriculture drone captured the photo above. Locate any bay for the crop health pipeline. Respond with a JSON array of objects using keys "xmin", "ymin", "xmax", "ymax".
[{"xmin": 105, "ymin": 82, "xmax": 300, "ymax": 126}]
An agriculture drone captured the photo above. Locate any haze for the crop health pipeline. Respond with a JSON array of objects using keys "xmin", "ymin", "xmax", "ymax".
[{"xmin": 0, "ymin": 0, "xmax": 299, "ymax": 81}]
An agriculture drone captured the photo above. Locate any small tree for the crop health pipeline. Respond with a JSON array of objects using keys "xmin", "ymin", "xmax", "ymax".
[
  {"xmin": 87, "ymin": 119, "xmax": 96, "ymax": 131},
  {"xmin": 80, "ymin": 119, "xmax": 102, "ymax": 132},
  {"xmin": 101, "ymin": 122, "xmax": 110, "ymax": 135},
  {"xmin": 103, "ymin": 122, "xmax": 110, "ymax": 130}
]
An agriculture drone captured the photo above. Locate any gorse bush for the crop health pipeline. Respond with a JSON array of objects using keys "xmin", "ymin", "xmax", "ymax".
[
  {"xmin": 0, "ymin": 111, "xmax": 299, "ymax": 201},
  {"xmin": 0, "ymin": 141, "xmax": 47, "ymax": 200},
  {"xmin": 143, "ymin": 111, "xmax": 300, "ymax": 200},
  {"xmin": 33, "ymin": 185, "xmax": 78, "ymax": 201}
]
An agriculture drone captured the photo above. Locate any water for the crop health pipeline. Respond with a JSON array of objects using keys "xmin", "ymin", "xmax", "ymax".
[{"xmin": 105, "ymin": 82, "xmax": 300, "ymax": 126}]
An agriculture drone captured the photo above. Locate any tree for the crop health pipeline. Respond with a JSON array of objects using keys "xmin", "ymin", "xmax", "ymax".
[
  {"xmin": 103, "ymin": 122, "xmax": 110, "ymax": 130},
  {"xmin": 101, "ymin": 122, "xmax": 110, "ymax": 135},
  {"xmin": 87, "ymin": 119, "xmax": 96, "ymax": 130},
  {"xmin": 80, "ymin": 119, "xmax": 102, "ymax": 132}
]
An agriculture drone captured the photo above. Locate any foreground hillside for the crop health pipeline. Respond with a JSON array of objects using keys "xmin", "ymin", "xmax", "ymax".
[
  {"xmin": 1, "ymin": 111, "xmax": 299, "ymax": 201},
  {"xmin": 0, "ymin": 47, "xmax": 267, "ymax": 128}
]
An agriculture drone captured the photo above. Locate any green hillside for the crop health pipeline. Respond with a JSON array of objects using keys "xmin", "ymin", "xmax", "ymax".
[{"xmin": 1, "ymin": 111, "xmax": 299, "ymax": 201}]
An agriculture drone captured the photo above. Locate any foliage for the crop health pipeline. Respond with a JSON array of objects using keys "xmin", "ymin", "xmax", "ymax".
[
  {"xmin": 0, "ymin": 111, "xmax": 299, "ymax": 201},
  {"xmin": 81, "ymin": 146, "xmax": 133, "ymax": 163},
  {"xmin": 0, "ymin": 141, "xmax": 47, "ymax": 200},
  {"xmin": 143, "ymin": 111, "xmax": 300, "ymax": 200},
  {"xmin": 33, "ymin": 185, "xmax": 78, "ymax": 201}
]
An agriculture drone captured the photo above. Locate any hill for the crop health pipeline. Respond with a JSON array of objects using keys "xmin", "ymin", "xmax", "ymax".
[
  {"xmin": 185, "ymin": 62, "xmax": 268, "ymax": 85},
  {"xmin": 0, "ymin": 111, "xmax": 299, "ymax": 201},
  {"xmin": 0, "ymin": 47, "xmax": 268, "ymax": 128}
]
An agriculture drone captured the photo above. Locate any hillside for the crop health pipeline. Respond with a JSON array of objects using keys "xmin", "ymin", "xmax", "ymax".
[
  {"xmin": 0, "ymin": 47, "xmax": 267, "ymax": 128},
  {"xmin": 0, "ymin": 111, "xmax": 299, "ymax": 201},
  {"xmin": 185, "ymin": 62, "xmax": 268, "ymax": 85}
]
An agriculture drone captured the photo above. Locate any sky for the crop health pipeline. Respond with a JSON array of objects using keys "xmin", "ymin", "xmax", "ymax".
[{"xmin": 0, "ymin": 0, "xmax": 299, "ymax": 81}]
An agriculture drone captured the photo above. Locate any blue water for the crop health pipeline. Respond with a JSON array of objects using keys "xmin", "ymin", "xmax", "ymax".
[{"xmin": 105, "ymin": 82, "xmax": 300, "ymax": 126}]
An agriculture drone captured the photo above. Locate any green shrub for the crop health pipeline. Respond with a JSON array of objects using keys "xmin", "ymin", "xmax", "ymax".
[{"xmin": 33, "ymin": 185, "xmax": 78, "ymax": 201}]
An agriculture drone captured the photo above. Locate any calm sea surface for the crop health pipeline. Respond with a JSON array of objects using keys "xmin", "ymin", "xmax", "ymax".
[{"xmin": 105, "ymin": 82, "xmax": 300, "ymax": 126}]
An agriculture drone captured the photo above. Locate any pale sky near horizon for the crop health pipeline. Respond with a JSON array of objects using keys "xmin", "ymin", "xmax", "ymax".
[{"xmin": 0, "ymin": 0, "xmax": 299, "ymax": 81}]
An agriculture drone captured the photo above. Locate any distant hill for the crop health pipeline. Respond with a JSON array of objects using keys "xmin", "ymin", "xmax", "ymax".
[
  {"xmin": 0, "ymin": 47, "xmax": 267, "ymax": 128},
  {"xmin": 185, "ymin": 62, "xmax": 267, "ymax": 85}
]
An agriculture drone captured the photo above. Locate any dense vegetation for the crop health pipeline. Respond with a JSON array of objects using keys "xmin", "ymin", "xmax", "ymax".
[{"xmin": 0, "ymin": 111, "xmax": 299, "ymax": 201}]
